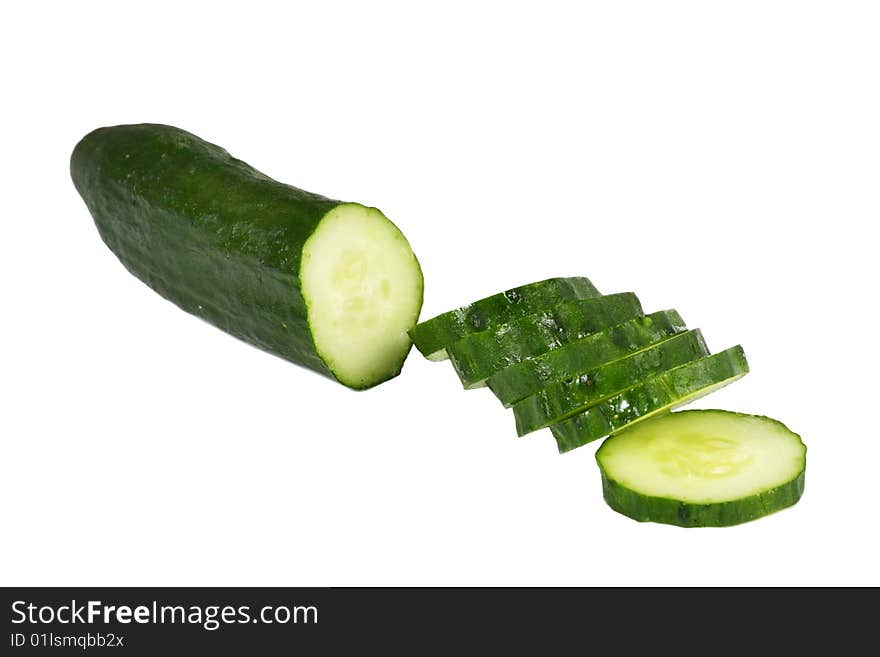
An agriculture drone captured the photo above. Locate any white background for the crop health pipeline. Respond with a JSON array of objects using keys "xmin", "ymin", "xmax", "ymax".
[{"xmin": 2, "ymin": 1, "xmax": 878, "ymax": 586}]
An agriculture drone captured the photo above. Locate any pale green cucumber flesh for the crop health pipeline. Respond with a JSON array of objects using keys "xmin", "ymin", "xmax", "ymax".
[
  {"xmin": 301, "ymin": 204, "xmax": 424, "ymax": 388},
  {"xmin": 409, "ymin": 277, "xmax": 600, "ymax": 361},
  {"xmin": 550, "ymin": 346, "xmax": 749, "ymax": 452},
  {"xmin": 596, "ymin": 409, "xmax": 806, "ymax": 527},
  {"xmin": 513, "ymin": 329, "xmax": 709, "ymax": 436},
  {"xmin": 487, "ymin": 310, "xmax": 687, "ymax": 407}
]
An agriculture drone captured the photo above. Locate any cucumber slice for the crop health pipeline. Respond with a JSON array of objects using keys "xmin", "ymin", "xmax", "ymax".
[
  {"xmin": 513, "ymin": 329, "xmax": 709, "ymax": 436},
  {"xmin": 596, "ymin": 410, "xmax": 806, "ymax": 527},
  {"xmin": 447, "ymin": 292, "xmax": 644, "ymax": 389},
  {"xmin": 409, "ymin": 277, "xmax": 600, "ymax": 361},
  {"xmin": 487, "ymin": 310, "xmax": 687, "ymax": 407},
  {"xmin": 550, "ymin": 346, "xmax": 749, "ymax": 453}
]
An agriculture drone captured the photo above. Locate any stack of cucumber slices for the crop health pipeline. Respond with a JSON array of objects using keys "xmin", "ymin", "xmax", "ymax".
[{"xmin": 410, "ymin": 277, "xmax": 806, "ymax": 527}]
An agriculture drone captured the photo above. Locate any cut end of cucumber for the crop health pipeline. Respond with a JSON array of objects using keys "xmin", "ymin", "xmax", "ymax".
[{"xmin": 301, "ymin": 203, "xmax": 423, "ymax": 390}]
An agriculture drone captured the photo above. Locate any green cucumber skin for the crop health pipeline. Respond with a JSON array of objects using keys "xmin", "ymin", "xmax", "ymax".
[
  {"xmin": 409, "ymin": 277, "xmax": 600, "ymax": 360},
  {"xmin": 551, "ymin": 346, "xmax": 749, "ymax": 452},
  {"xmin": 513, "ymin": 329, "xmax": 709, "ymax": 436},
  {"xmin": 487, "ymin": 310, "xmax": 688, "ymax": 407},
  {"xmin": 597, "ymin": 411, "xmax": 806, "ymax": 527},
  {"xmin": 70, "ymin": 124, "xmax": 421, "ymax": 389},
  {"xmin": 447, "ymin": 292, "xmax": 643, "ymax": 388},
  {"xmin": 599, "ymin": 469, "xmax": 805, "ymax": 527}
]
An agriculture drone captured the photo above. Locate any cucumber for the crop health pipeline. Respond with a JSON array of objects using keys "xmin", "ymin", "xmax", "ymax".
[
  {"xmin": 70, "ymin": 124, "xmax": 424, "ymax": 390},
  {"xmin": 550, "ymin": 346, "xmax": 749, "ymax": 453},
  {"xmin": 487, "ymin": 310, "xmax": 687, "ymax": 407},
  {"xmin": 409, "ymin": 277, "xmax": 600, "ymax": 361},
  {"xmin": 447, "ymin": 292, "xmax": 643, "ymax": 389},
  {"xmin": 596, "ymin": 410, "xmax": 806, "ymax": 527},
  {"xmin": 512, "ymin": 329, "xmax": 709, "ymax": 436}
]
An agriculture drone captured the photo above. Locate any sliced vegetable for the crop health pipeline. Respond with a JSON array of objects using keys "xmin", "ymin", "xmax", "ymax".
[
  {"xmin": 447, "ymin": 292, "xmax": 643, "ymax": 389},
  {"xmin": 487, "ymin": 310, "xmax": 687, "ymax": 407},
  {"xmin": 71, "ymin": 124, "xmax": 423, "ymax": 390},
  {"xmin": 513, "ymin": 329, "xmax": 709, "ymax": 435},
  {"xmin": 596, "ymin": 409, "xmax": 806, "ymax": 527},
  {"xmin": 550, "ymin": 346, "xmax": 749, "ymax": 452},
  {"xmin": 409, "ymin": 277, "xmax": 600, "ymax": 361}
]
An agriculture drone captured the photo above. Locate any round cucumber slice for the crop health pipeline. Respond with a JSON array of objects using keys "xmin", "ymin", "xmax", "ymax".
[{"xmin": 596, "ymin": 410, "xmax": 806, "ymax": 527}]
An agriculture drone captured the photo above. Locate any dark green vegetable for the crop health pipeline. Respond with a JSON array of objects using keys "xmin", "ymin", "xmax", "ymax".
[
  {"xmin": 512, "ymin": 329, "xmax": 709, "ymax": 435},
  {"xmin": 409, "ymin": 277, "xmax": 600, "ymax": 361},
  {"xmin": 71, "ymin": 124, "xmax": 424, "ymax": 390},
  {"xmin": 550, "ymin": 346, "xmax": 749, "ymax": 452},
  {"xmin": 487, "ymin": 310, "xmax": 688, "ymax": 407},
  {"xmin": 447, "ymin": 292, "xmax": 643, "ymax": 388}
]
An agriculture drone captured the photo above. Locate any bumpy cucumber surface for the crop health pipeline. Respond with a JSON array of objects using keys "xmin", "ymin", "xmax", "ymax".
[
  {"xmin": 487, "ymin": 310, "xmax": 687, "ymax": 407},
  {"xmin": 550, "ymin": 346, "xmax": 749, "ymax": 452},
  {"xmin": 409, "ymin": 277, "xmax": 600, "ymax": 361},
  {"xmin": 513, "ymin": 329, "xmax": 709, "ymax": 436},
  {"xmin": 447, "ymin": 293, "xmax": 643, "ymax": 389},
  {"xmin": 71, "ymin": 124, "xmax": 423, "ymax": 390},
  {"xmin": 596, "ymin": 410, "xmax": 806, "ymax": 527}
]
